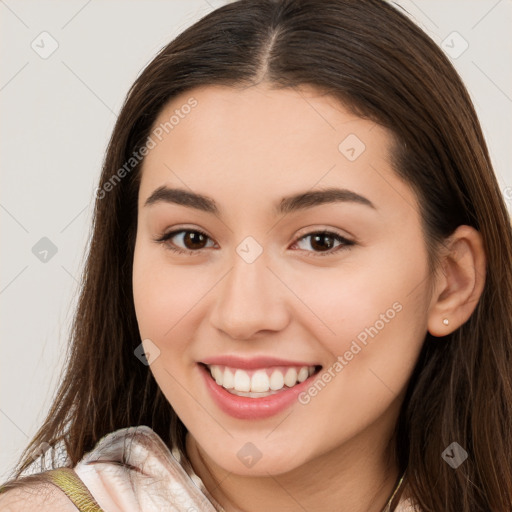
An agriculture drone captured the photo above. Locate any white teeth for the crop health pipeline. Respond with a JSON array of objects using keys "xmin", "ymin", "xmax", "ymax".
[
  {"xmin": 223, "ymin": 368, "xmax": 234, "ymax": 389},
  {"xmin": 211, "ymin": 365, "xmax": 223, "ymax": 385},
  {"xmin": 284, "ymin": 368, "xmax": 298, "ymax": 387},
  {"xmin": 251, "ymin": 370, "xmax": 270, "ymax": 392},
  {"xmin": 233, "ymin": 369, "xmax": 251, "ymax": 392},
  {"xmin": 269, "ymin": 370, "xmax": 285, "ymax": 391},
  {"xmin": 206, "ymin": 364, "xmax": 317, "ymax": 395},
  {"xmin": 297, "ymin": 367, "xmax": 309, "ymax": 383},
  {"xmin": 229, "ymin": 389, "xmax": 281, "ymax": 398}
]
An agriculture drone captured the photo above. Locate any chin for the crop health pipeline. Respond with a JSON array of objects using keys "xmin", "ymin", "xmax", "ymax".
[{"xmin": 201, "ymin": 438, "xmax": 313, "ymax": 477}]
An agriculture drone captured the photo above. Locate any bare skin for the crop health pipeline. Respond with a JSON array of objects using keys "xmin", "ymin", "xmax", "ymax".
[{"xmin": 132, "ymin": 83, "xmax": 486, "ymax": 511}]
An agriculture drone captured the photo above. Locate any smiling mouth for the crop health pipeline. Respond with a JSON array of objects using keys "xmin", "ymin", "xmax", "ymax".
[{"xmin": 200, "ymin": 363, "xmax": 322, "ymax": 398}]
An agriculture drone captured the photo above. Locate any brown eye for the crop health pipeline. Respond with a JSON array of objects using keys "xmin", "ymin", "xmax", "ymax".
[
  {"xmin": 293, "ymin": 231, "xmax": 354, "ymax": 256},
  {"xmin": 181, "ymin": 231, "xmax": 208, "ymax": 250},
  {"xmin": 310, "ymin": 233, "xmax": 337, "ymax": 251},
  {"xmin": 155, "ymin": 229, "xmax": 215, "ymax": 255}
]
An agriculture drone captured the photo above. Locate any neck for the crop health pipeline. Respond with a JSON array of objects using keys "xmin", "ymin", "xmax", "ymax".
[{"xmin": 185, "ymin": 408, "xmax": 402, "ymax": 512}]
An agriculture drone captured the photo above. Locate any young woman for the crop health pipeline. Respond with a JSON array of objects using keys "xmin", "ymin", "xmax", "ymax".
[{"xmin": 1, "ymin": 0, "xmax": 511, "ymax": 511}]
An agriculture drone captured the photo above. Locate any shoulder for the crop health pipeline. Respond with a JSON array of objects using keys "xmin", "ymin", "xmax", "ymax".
[{"xmin": 0, "ymin": 480, "xmax": 79, "ymax": 511}]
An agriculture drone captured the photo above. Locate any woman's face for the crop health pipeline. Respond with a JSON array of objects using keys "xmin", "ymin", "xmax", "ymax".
[{"xmin": 132, "ymin": 84, "xmax": 433, "ymax": 476}]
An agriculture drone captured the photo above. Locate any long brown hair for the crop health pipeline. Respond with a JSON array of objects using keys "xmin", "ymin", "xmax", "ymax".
[{"xmin": 2, "ymin": 1, "xmax": 511, "ymax": 510}]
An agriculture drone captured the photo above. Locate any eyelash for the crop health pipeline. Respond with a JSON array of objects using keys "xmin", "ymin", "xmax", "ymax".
[{"xmin": 154, "ymin": 228, "xmax": 355, "ymax": 257}]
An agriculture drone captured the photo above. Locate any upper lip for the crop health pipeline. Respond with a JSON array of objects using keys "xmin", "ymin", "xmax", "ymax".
[{"xmin": 200, "ymin": 355, "xmax": 321, "ymax": 370}]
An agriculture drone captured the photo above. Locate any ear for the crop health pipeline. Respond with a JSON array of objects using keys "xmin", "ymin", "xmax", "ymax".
[{"xmin": 427, "ymin": 225, "xmax": 486, "ymax": 337}]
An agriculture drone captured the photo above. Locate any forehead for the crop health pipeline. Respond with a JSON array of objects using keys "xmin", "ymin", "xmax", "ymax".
[
  {"xmin": 145, "ymin": 83, "xmax": 381, "ymax": 161},
  {"xmin": 138, "ymin": 84, "xmax": 419, "ymax": 220}
]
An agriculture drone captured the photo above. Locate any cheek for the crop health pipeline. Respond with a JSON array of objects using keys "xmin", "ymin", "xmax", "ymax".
[
  {"xmin": 132, "ymin": 244, "xmax": 205, "ymax": 411},
  {"xmin": 282, "ymin": 260, "xmax": 428, "ymax": 459},
  {"xmin": 291, "ymin": 238, "xmax": 429, "ymax": 394},
  {"xmin": 291, "ymin": 241, "xmax": 428, "ymax": 354},
  {"xmin": 133, "ymin": 241, "xmax": 200, "ymax": 340}
]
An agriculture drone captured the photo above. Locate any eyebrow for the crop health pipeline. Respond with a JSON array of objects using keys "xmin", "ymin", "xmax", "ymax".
[{"xmin": 143, "ymin": 186, "xmax": 376, "ymax": 215}]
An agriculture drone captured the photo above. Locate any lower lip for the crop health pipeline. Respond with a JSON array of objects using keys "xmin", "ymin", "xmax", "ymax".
[{"xmin": 198, "ymin": 363, "xmax": 318, "ymax": 420}]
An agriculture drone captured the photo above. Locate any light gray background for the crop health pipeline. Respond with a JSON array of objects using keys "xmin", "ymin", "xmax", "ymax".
[{"xmin": 1, "ymin": 0, "xmax": 511, "ymax": 482}]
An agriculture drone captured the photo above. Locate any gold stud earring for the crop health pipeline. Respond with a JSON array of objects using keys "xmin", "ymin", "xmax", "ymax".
[{"xmin": 443, "ymin": 318, "xmax": 449, "ymax": 326}]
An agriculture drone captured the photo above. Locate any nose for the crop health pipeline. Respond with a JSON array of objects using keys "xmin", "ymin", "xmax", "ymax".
[{"xmin": 209, "ymin": 249, "xmax": 290, "ymax": 341}]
